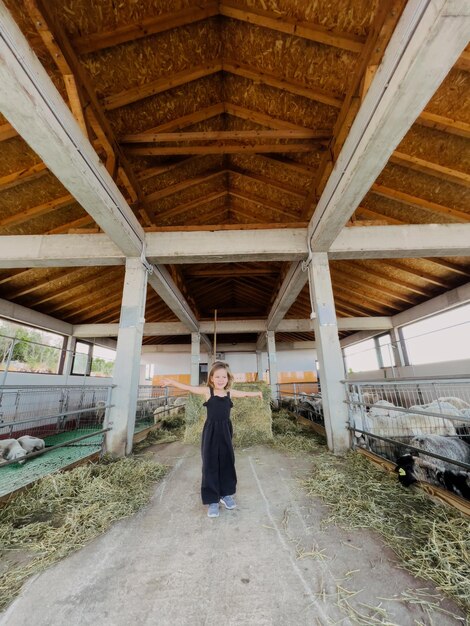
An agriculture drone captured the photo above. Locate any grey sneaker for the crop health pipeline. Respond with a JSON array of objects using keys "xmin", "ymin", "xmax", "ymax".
[
  {"xmin": 207, "ymin": 503, "xmax": 219, "ymax": 517},
  {"xmin": 220, "ymin": 495, "xmax": 236, "ymax": 510}
]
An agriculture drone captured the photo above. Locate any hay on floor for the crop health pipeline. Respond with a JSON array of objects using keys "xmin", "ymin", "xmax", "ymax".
[
  {"xmin": 184, "ymin": 382, "xmax": 272, "ymax": 447},
  {"xmin": 0, "ymin": 457, "xmax": 167, "ymax": 610}
]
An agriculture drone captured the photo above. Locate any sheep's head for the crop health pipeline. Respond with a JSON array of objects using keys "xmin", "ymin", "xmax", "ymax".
[{"xmin": 395, "ymin": 454, "xmax": 418, "ymax": 487}]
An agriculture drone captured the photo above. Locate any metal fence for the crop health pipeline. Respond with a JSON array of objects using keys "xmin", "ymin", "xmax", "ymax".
[
  {"xmin": 344, "ymin": 378, "xmax": 470, "ymax": 497},
  {"xmin": 136, "ymin": 385, "xmax": 188, "ymax": 430},
  {"xmin": 277, "ymin": 382, "xmax": 324, "ymax": 426}
]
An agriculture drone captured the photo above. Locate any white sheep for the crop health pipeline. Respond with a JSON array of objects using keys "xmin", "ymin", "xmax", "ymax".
[
  {"xmin": 17, "ymin": 435, "xmax": 45, "ymax": 453},
  {"xmin": 0, "ymin": 439, "xmax": 27, "ymax": 464},
  {"xmin": 436, "ymin": 396, "xmax": 470, "ymax": 411}
]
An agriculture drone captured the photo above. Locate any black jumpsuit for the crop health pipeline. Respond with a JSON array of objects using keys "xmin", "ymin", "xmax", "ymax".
[{"xmin": 201, "ymin": 388, "xmax": 237, "ymax": 504}]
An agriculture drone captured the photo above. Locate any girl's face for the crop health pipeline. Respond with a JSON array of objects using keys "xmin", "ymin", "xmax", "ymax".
[{"xmin": 211, "ymin": 367, "xmax": 229, "ymax": 390}]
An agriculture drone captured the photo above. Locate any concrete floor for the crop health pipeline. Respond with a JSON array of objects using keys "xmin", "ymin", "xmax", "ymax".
[{"xmin": 0, "ymin": 442, "xmax": 466, "ymax": 626}]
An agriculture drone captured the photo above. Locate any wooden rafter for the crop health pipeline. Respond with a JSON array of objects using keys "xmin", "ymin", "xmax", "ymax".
[
  {"xmin": 145, "ymin": 222, "xmax": 307, "ymax": 232},
  {"xmin": 103, "ymin": 61, "xmax": 222, "ymax": 110},
  {"xmin": 301, "ymin": 0, "xmax": 407, "ymax": 219},
  {"xmin": 150, "ymin": 191, "xmax": 227, "ymax": 221},
  {"xmin": 417, "ymin": 111, "xmax": 470, "ymax": 139},
  {"xmin": 126, "ymin": 143, "xmax": 316, "ymax": 156},
  {"xmin": 229, "ymin": 169, "xmax": 308, "ymax": 198},
  {"xmin": 6, "ymin": 268, "xmax": 86, "ymax": 300},
  {"xmin": 0, "ymin": 122, "xmax": 18, "ymax": 142},
  {"xmin": 121, "ymin": 129, "xmax": 331, "ymax": 143},
  {"xmin": 46, "ymin": 216, "xmax": 95, "ymax": 234},
  {"xmin": 354, "ymin": 206, "xmax": 405, "ymax": 225},
  {"xmin": 377, "ymin": 260, "xmax": 448, "ymax": 288},
  {"xmin": 333, "ymin": 292, "xmax": 390, "ymax": 315},
  {"xmin": 423, "ymin": 258, "xmax": 470, "ymax": 277},
  {"xmin": 72, "ymin": 2, "xmax": 219, "ymax": 54},
  {"xmin": 24, "ymin": 0, "xmax": 144, "ymax": 209},
  {"xmin": 224, "ymin": 103, "xmax": 317, "ymax": 132},
  {"xmin": 371, "ymin": 184, "xmax": 470, "ymax": 222},
  {"xmin": 0, "ymin": 162, "xmax": 48, "ymax": 192},
  {"xmin": 219, "ymin": 0, "xmax": 365, "ymax": 53},
  {"xmin": 0, "ymin": 194, "xmax": 75, "ymax": 228},
  {"xmin": 25, "ymin": 0, "xmax": 88, "ymax": 136},
  {"xmin": 144, "ymin": 170, "xmax": 225, "ymax": 205},
  {"xmin": 389, "ymin": 151, "xmax": 470, "ymax": 188},
  {"xmin": 229, "ymin": 189, "xmax": 300, "ymax": 219},
  {"xmin": 348, "ymin": 262, "xmax": 430, "ymax": 297},
  {"xmin": 333, "ymin": 277, "xmax": 399, "ymax": 309},
  {"xmin": 223, "ymin": 61, "xmax": 343, "ymax": 108},
  {"xmin": 330, "ymin": 266, "xmax": 416, "ymax": 305}
]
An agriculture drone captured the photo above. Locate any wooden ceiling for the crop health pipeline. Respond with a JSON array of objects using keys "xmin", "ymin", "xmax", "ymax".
[{"xmin": 0, "ymin": 0, "xmax": 469, "ymax": 345}]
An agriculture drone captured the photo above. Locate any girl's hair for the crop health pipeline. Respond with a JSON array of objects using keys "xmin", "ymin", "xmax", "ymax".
[{"xmin": 208, "ymin": 361, "xmax": 234, "ymax": 389}]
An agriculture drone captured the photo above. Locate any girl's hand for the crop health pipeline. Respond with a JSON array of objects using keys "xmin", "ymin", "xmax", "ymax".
[
  {"xmin": 159, "ymin": 377, "xmax": 173, "ymax": 387},
  {"xmin": 257, "ymin": 391, "xmax": 263, "ymax": 399}
]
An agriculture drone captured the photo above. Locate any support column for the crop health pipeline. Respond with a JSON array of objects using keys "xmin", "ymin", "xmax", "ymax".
[
  {"xmin": 105, "ymin": 258, "xmax": 148, "ymax": 457},
  {"xmin": 256, "ymin": 350, "xmax": 263, "ymax": 382},
  {"xmin": 308, "ymin": 253, "xmax": 350, "ymax": 454},
  {"xmin": 266, "ymin": 331, "xmax": 278, "ymax": 406},
  {"xmin": 190, "ymin": 332, "xmax": 200, "ymax": 386}
]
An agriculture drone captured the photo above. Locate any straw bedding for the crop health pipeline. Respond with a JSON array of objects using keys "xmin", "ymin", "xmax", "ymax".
[{"xmin": 184, "ymin": 382, "xmax": 273, "ymax": 447}]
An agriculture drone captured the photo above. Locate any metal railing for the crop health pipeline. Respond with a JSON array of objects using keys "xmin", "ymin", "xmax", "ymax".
[
  {"xmin": 277, "ymin": 382, "xmax": 323, "ymax": 426},
  {"xmin": 344, "ymin": 377, "xmax": 470, "ymax": 472}
]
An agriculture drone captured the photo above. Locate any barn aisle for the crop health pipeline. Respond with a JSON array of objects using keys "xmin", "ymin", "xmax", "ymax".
[{"xmin": 0, "ymin": 442, "xmax": 465, "ymax": 626}]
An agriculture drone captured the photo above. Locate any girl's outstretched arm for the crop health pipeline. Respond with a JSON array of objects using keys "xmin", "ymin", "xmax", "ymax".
[
  {"xmin": 230, "ymin": 389, "xmax": 263, "ymax": 399},
  {"xmin": 159, "ymin": 377, "xmax": 208, "ymax": 397}
]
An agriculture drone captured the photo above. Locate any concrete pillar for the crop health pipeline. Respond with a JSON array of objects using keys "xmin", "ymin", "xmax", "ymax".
[
  {"xmin": 308, "ymin": 253, "xmax": 350, "ymax": 454},
  {"xmin": 105, "ymin": 258, "xmax": 148, "ymax": 457},
  {"xmin": 256, "ymin": 350, "xmax": 263, "ymax": 382},
  {"xmin": 190, "ymin": 332, "xmax": 200, "ymax": 385},
  {"xmin": 266, "ymin": 331, "xmax": 278, "ymax": 406}
]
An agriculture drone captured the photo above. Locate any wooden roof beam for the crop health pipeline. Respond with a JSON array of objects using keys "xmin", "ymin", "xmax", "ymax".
[
  {"xmin": 223, "ymin": 61, "xmax": 343, "ymax": 108},
  {"xmin": 72, "ymin": 3, "xmax": 219, "ymax": 54},
  {"xmin": 417, "ymin": 110, "xmax": 470, "ymax": 139},
  {"xmin": 307, "ymin": 0, "xmax": 470, "ymax": 250},
  {"xmin": 371, "ymin": 184, "xmax": 470, "ymax": 222},
  {"xmin": 220, "ymin": 0, "xmax": 365, "ymax": 53},
  {"xmin": 390, "ymin": 151, "xmax": 470, "ymax": 188},
  {"xmin": 0, "ymin": 162, "xmax": 48, "ymax": 192},
  {"xmin": 229, "ymin": 189, "xmax": 300, "ymax": 219},
  {"xmin": 143, "ymin": 170, "xmax": 225, "ymax": 205},
  {"xmin": 121, "ymin": 129, "xmax": 331, "ymax": 143},
  {"xmin": 0, "ymin": 121, "xmax": 17, "ymax": 141},
  {"xmin": 354, "ymin": 206, "xmax": 405, "ymax": 225},
  {"xmin": 0, "ymin": 195, "xmax": 75, "ymax": 229},
  {"xmin": 330, "ymin": 266, "xmax": 417, "ymax": 305},
  {"xmin": 23, "ymin": 0, "xmax": 144, "ymax": 207},
  {"xmin": 103, "ymin": 61, "xmax": 222, "ymax": 110},
  {"xmin": 376, "ymin": 260, "xmax": 448, "ymax": 288},
  {"xmin": 126, "ymin": 143, "xmax": 316, "ymax": 156}
]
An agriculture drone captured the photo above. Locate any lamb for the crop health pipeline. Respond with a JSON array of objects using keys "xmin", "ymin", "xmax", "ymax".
[
  {"xmin": 396, "ymin": 435, "xmax": 470, "ymax": 500},
  {"xmin": 436, "ymin": 396, "xmax": 470, "ymax": 411},
  {"xmin": 0, "ymin": 439, "xmax": 27, "ymax": 464}
]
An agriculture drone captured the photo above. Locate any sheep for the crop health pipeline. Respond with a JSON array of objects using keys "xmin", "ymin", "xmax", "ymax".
[
  {"xmin": 396, "ymin": 435, "xmax": 470, "ymax": 500},
  {"xmin": 436, "ymin": 396, "xmax": 470, "ymax": 411},
  {"xmin": 361, "ymin": 409, "xmax": 457, "ymax": 461},
  {"xmin": 17, "ymin": 435, "xmax": 45, "ymax": 453},
  {"xmin": 0, "ymin": 439, "xmax": 27, "ymax": 464}
]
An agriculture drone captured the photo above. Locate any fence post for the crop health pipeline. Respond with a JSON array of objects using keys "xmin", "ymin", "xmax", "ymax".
[{"xmin": 1, "ymin": 337, "xmax": 16, "ymax": 386}]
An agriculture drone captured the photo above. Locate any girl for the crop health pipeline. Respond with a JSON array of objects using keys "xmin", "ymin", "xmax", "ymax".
[{"xmin": 160, "ymin": 361, "xmax": 262, "ymax": 518}]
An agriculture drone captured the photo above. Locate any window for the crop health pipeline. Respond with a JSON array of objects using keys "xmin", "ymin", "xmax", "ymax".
[
  {"xmin": 401, "ymin": 303, "xmax": 470, "ymax": 365},
  {"xmin": 91, "ymin": 345, "xmax": 115, "ymax": 378},
  {"xmin": 71, "ymin": 341, "xmax": 115, "ymax": 377},
  {"xmin": 0, "ymin": 317, "xmax": 66, "ymax": 374},
  {"xmin": 71, "ymin": 341, "xmax": 92, "ymax": 375},
  {"xmin": 378, "ymin": 333, "xmax": 395, "ymax": 368},
  {"xmin": 145, "ymin": 363, "xmax": 155, "ymax": 381}
]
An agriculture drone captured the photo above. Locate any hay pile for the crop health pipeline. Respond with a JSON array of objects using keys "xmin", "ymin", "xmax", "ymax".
[
  {"xmin": 184, "ymin": 382, "xmax": 272, "ymax": 447},
  {"xmin": 0, "ymin": 457, "xmax": 167, "ymax": 610},
  {"xmin": 299, "ymin": 441, "xmax": 470, "ymax": 614}
]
